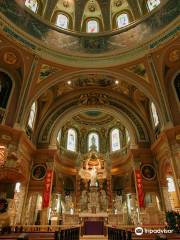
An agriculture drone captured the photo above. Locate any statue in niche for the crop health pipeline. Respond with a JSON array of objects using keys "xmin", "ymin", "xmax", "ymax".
[
  {"xmin": 88, "ymin": 190, "xmax": 100, "ymax": 213},
  {"xmin": 80, "ymin": 190, "xmax": 88, "ymax": 211},
  {"xmin": 114, "ymin": 195, "xmax": 123, "ymax": 213},
  {"xmin": 90, "ymin": 166, "xmax": 97, "ymax": 187},
  {"xmin": 64, "ymin": 195, "xmax": 73, "ymax": 213},
  {"xmin": 100, "ymin": 190, "xmax": 108, "ymax": 211}
]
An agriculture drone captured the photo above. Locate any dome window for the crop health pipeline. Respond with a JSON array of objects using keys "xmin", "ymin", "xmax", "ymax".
[
  {"xmin": 147, "ymin": 0, "xmax": 160, "ymax": 11},
  {"xmin": 116, "ymin": 13, "xmax": 129, "ymax": 28},
  {"xmin": 56, "ymin": 14, "xmax": 69, "ymax": 29},
  {"xmin": 87, "ymin": 20, "xmax": 99, "ymax": 33},
  {"xmin": 25, "ymin": 0, "xmax": 38, "ymax": 13}
]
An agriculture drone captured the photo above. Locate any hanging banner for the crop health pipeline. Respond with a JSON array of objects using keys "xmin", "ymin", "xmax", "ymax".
[
  {"xmin": 135, "ymin": 170, "xmax": 144, "ymax": 208},
  {"xmin": 42, "ymin": 170, "xmax": 53, "ymax": 208}
]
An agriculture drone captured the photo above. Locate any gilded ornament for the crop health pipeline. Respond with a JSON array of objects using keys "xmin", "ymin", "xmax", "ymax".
[
  {"xmin": 3, "ymin": 52, "xmax": 17, "ymax": 65},
  {"xmin": 169, "ymin": 49, "xmax": 179, "ymax": 62}
]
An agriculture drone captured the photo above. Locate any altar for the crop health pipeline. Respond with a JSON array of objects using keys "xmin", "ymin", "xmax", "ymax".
[{"xmin": 79, "ymin": 213, "xmax": 108, "ymax": 235}]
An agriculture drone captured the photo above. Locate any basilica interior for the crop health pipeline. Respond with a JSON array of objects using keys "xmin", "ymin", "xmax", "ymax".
[{"xmin": 0, "ymin": 0, "xmax": 179, "ymax": 239}]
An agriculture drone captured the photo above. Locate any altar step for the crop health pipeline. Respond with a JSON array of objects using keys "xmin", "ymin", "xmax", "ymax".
[{"xmin": 81, "ymin": 235, "xmax": 107, "ymax": 240}]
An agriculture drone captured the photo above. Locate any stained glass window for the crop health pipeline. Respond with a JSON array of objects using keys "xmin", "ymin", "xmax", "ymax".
[
  {"xmin": 67, "ymin": 128, "xmax": 76, "ymax": 152},
  {"xmin": 151, "ymin": 102, "xmax": 159, "ymax": 127},
  {"xmin": 111, "ymin": 129, "xmax": 121, "ymax": 151},
  {"xmin": 88, "ymin": 132, "xmax": 99, "ymax": 151},
  {"xmin": 87, "ymin": 20, "xmax": 99, "ymax": 33},
  {"xmin": 28, "ymin": 102, "xmax": 36, "ymax": 130},
  {"xmin": 147, "ymin": 0, "xmax": 160, "ymax": 11},
  {"xmin": 116, "ymin": 13, "xmax": 129, "ymax": 28},
  {"xmin": 56, "ymin": 14, "xmax": 69, "ymax": 29},
  {"xmin": 25, "ymin": 0, "xmax": 38, "ymax": 13}
]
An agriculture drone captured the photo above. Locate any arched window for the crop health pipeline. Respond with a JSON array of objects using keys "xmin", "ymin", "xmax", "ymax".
[
  {"xmin": 174, "ymin": 74, "xmax": 180, "ymax": 101},
  {"xmin": 25, "ymin": 0, "xmax": 38, "ymax": 13},
  {"xmin": 87, "ymin": 20, "xmax": 99, "ymax": 33},
  {"xmin": 167, "ymin": 177, "xmax": 176, "ymax": 192},
  {"xmin": 67, "ymin": 128, "xmax": 77, "ymax": 152},
  {"xmin": 111, "ymin": 128, "xmax": 121, "ymax": 152},
  {"xmin": 147, "ymin": 0, "xmax": 160, "ymax": 11},
  {"xmin": 166, "ymin": 176, "xmax": 178, "ymax": 210},
  {"xmin": 15, "ymin": 182, "xmax": 21, "ymax": 193},
  {"xmin": 56, "ymin": 14, "xmax": 69, "ymax": 29},
  {"xmin": 88, "ymin": 132, "xmax": 99, "ymax": 151},
  {"xmin": 116, "ymin": 13, "xmax": 129, "ymax": 28},
  {"xmin": 150, "ymin": 102, "xmax": 159, "ymax": 127},
  {"xmin": 0, "ymin": 72, "xmax": 12, "ymax": 109},
  {"xmin": 28, "ymin": 102, "xmax": 36, "ymax": 130},
  {"xmin": 57, "ymin": 129, "xmax": 61, "ymax": 144}
]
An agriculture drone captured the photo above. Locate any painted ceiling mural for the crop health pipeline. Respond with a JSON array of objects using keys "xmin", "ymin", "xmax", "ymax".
[{"xmin": 0, "ymin": 0, "xmax": 178, "ymax": 55}]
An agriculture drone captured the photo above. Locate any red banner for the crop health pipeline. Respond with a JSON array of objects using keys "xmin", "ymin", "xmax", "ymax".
[
  {"xmin": 135, "ymin": 170, "xmax": 144, "ymax": 208},
  {"xmin": 42, "ymin": 170, "xmax": 53, "ymax": 208}
]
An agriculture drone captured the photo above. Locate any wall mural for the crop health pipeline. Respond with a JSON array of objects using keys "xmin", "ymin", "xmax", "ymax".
[{"xmin": 0, "ymin": 0, "xmax": 178, "ymax": 54}]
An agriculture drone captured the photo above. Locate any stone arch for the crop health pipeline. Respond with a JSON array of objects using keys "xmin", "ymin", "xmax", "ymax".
[{"xmin": 36, "ymin": 91, "xmax": 151, "ymax": 147}]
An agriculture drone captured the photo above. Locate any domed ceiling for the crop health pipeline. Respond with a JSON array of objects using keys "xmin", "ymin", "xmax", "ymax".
[{"xmin": 73, "ymin": 110, "xmax": 114, "ymax": 126}]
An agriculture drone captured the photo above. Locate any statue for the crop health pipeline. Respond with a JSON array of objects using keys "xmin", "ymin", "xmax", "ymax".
[
  {"xmin": 88, "ymin": 190, "xmax": 100, "ymax": 213},
  {"xmin": 80, "ymin": 190, "xmax": 88, "ymax": 211},
  {"xmin": 90, "ymin": 167, "xmax": 97, "ymax": 187},
  {"xmin": 64, "ymin": 195, "xmax": 73, "ymax": 213},
  {"xmin": 114, "ymin": 195, "xmax": 122, "ymax": 213},
  {"xmin": 100, "ymin": 190, "xmax": 107, "ymax": 211}
]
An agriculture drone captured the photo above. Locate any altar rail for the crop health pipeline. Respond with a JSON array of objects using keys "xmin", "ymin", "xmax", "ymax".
[
  {"xmin": 0, "ymin": 225, "xmax": 80, "ymax": 240},
  {"xmin": 0, "ymin": 225, "xmax": 81, "ymax": 233}
]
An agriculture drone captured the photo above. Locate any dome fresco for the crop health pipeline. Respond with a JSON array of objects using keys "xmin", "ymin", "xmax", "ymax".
[{"xmin": 0, "ymin": 0, "xmax": 178, "ymax": 67}]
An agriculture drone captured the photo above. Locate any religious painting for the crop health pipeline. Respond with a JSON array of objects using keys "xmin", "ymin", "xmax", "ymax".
[
  {"xmin": 141, "ymin": 164, "xmax": 156, "ymax": 180},
  {"xmin": 32, "ymin": 164, "xmax": 47, "ymax": 180}
]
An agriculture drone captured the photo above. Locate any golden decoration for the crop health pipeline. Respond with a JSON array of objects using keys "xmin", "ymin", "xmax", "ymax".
[
  {"xmin": 3, "ymin": 52, "xmax": 17, "ymax": 65},
  {"xmin": 169, "ymin": 49, "xmax": 180, "ymax": 62}
]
